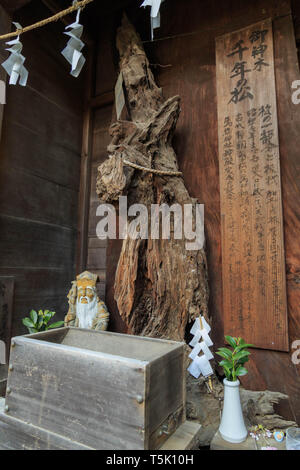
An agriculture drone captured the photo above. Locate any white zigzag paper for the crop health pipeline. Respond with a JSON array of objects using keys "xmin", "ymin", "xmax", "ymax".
[
  {"xmin": 187, "ymin": 316, "xmax": 214, "ymax": 379},
  {"xmin": 2, "ymin": 23, "xmax": 28, "ymax": 87},
  {"xmin": 141, "ymin": 0, "xmax": 164, "ymax": 40},
  {"xmin": 61, "ymin": 8, "xmax": 86, "ymax": 78}
]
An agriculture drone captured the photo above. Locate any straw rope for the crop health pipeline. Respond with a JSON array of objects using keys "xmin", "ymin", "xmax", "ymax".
[
  {"xmin": 0, "ymin": 0, "xmax": 95, "ymax": 41},
  {"xmin": 123, "ymin": 159, "xmax": 183, "ymax": 177}
]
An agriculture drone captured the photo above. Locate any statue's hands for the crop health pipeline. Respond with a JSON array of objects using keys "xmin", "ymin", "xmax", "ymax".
[{"xmin": 64, "ymin": 313, "xmax": 76, "ymax": 326}]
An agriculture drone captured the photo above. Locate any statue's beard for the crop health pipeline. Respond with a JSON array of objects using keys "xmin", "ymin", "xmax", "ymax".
[{"xmin": 76, "ymin": 296, "xmax": 98, "ymax": 329}]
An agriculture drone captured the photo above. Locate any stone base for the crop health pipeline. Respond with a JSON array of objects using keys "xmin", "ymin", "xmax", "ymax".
[
  {"xmin": 210, "ymin": 430, "xmax": 286, "ymax": 450},
  {"xmin": 0, "ymin": 407, "xmax": 201, "ymax": 450},
  {"xmin": 160, "ymin": 421, "xmax": 202, "ymax": 450}
]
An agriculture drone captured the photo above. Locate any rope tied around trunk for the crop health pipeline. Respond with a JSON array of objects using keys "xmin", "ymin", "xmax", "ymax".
[{"xmin": 123, "ymin": 159, "xmax": 183, "ymax": 177}]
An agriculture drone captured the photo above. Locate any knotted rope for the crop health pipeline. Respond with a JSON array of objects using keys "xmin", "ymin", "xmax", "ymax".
[
  {"xmin": 0, "ymin": 0, "xmax": 94, "ymax": 41},
  {"xmin": 123, "ymin": 159, "xmax": 183, "ymax": 177}
]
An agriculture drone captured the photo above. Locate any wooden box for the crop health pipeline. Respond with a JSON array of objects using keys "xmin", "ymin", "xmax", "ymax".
[{"xmin": 0, "ymin": 327, "xmax": 186, "ymax": 450}]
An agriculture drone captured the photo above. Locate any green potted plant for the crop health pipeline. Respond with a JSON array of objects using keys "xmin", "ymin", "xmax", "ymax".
[
  {"xmin": 216, "ymin": 335, "xmax": 254, "ymax": 443},
  {"xmin": 22, "ymin": 309, "xmax": 64, "ymax": 334}
]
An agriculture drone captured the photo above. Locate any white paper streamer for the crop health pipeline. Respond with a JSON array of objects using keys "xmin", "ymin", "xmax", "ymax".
[
  {"xmin": 2, "ymin": 23, "xmax": 28, "ymax": 87},
  {"xmin": 141, "ymin": 0, "xmax": 164, "ymax": 41},
  {"xmin": 115, "ymin": 72, "xmax": 125, "ymax": 120},
  {"xmin": 61, "ymin": 8, "xmax": 86, "ymax": 78},
  {"xmin": 187, "ymin": 315, "xmax": 214, "ymax": 379}
]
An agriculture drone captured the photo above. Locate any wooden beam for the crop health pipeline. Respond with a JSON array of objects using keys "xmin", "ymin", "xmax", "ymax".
[
  {"xmin": 0, "ymin": 4, "xmax": 10, "ymax": 139},
  {"xmin": 89, "ymin": 90, "xmax": 114, "ymax": 109},
  {"xmin": 76, "ymin": 40, "xmax": 96, "ymax": 274}
]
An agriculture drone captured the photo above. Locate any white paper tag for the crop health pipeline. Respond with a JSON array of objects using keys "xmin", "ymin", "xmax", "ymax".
[
  {"xmin": 200, "ymin": 341, "xmax": 214, "ymax": 360},
  {"xmin": 2, "ymin": 23, "xmax": 28, "ymax": 87},
  {"xmin": 190, "ymin": 316, "xmax": 211, "ymax": 335},
  {"xmin": 61, "ymin": 9, "xmax": 86, "ymax": 78},
  {"xmin": 189, "ymin": 342, "xmax": 202, "ymax": 360},
  {"xmin": 188, "ymin": 315, "xmax": 214, "ymax": 379},
  {"xmin": 201, "ymin": 329, "xmax": 213, "ymax": 347},
  {"xmin": 189, "ymin": 341, "xmax": 214, "ymax": 361},
  {"xmin": 190, "ymin": 318, "xmax": 200, "ymax": 336},
  {"xmin": 141, "ymin": 0, "xmax": 164, "ymax": 40},
  {"xmin": 115, "ymin": 72, "xmax": 125, "ymax": 120},
  {"xmin": 194, "ymin": 355, "xmax": 214, "ymax": 377},
  {"xmin": 189, "ymin": 330, "xmax": 201, "ymax": 347},
  {"xmin": 201, "ymin": 316, "xmax": 211, "ymax": 333},
  {"xmin": 187, "ymin": 359, "xmax": 201, "ymax": 379}
]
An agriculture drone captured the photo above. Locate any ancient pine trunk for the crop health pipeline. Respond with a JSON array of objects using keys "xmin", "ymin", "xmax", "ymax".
[{"xmin": 96, "ymin": 16, "xmax": 209, "ymax": 341}]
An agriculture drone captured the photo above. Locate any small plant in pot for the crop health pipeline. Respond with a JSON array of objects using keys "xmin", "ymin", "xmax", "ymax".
[{"xmin": 216, "ymin": 335, "xmax": 254, "ymax": 444}]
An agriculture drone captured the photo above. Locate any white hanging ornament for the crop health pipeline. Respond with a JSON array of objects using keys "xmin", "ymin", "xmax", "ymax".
[
  {"xmin": 141, "ymin": 0, "xmax": 164, "ymax": 41},
  {"xmin": 61, "ymin": 6, "xmax": 86, "ymax": 78},
  {"xmin": 187, "ymin": 316, "xmax": 214, "ymax": 379},
  {"xmin": 2, "ymin": 23, "xmax": 28, "ymax": 87}
]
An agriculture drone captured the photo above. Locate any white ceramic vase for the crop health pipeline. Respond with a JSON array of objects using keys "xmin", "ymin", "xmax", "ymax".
[{"xmin": 219, "ymin": 378, "xmax": 248, "ymax": 443}]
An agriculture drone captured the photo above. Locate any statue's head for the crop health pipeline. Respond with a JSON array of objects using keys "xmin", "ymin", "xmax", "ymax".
[
  {"xmin": 75, "ymin": 271, "xmax": 99, "ymax": 329},
  {"xmin": 77, "ymin": 271, "xmax": 97, "ymax": 305}
]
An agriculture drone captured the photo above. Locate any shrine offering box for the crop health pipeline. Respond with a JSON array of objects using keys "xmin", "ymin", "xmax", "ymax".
[{"xmin": 0, "ymin": 327, "xmax": 189, "ymax": 450}]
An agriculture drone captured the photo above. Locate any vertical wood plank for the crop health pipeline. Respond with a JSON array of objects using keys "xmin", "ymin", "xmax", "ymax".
[{"xmin": 0, "ymin": 5, "xmax": 10, "ymax": 140}]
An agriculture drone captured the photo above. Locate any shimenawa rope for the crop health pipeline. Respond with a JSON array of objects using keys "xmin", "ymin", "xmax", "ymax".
[
  {"xmin": 122, "ymin": 159, "xmax": 183, "ymax": 177},
  {"xmin": 0, "ymin": 0, "xmax": 95, "ymax": 41}
]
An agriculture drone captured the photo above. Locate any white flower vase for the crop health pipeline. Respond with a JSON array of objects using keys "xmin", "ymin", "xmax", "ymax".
[{"xmin": 219, "ymin": 378, "xmax": 248, "ymax": 443}]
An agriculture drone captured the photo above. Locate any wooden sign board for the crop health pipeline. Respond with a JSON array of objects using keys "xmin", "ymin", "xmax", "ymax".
[{"xmin": 216, "ymin": 19, "xmax": 288, "ymax": 351}]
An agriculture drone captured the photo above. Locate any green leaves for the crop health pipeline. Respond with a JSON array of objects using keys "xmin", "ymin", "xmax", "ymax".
[
  {"xmin": 22, "ymin": 317, "xmax": 35, "ymax": 329},
  {"xmin": 22, "ymin": 309, "xmax": 64, "ymax": 333},
  {"xmin": 216, "ymin": 347, "xmax": 232, "ymax": 360},
  {"xmin": 48, "ymin": 321, "xmax": 64, "ymax": 330},
  {"xmin": 225, "ymin": 335, "xmax": 237, "ymax": 348},
  {"xmin": 235, "ymin": 366, "xmax": 248, "ymax": 377},
  {"xmin": 217, "ymin": 335, "xmax": 254, "ymax": 382},
  {"xmin": 234, "ymin": 350, "xmax": 250, "ymax": 361},
  {"xmin": 29, "ymin": 309, "xmax": 38, "ymax": 324}
]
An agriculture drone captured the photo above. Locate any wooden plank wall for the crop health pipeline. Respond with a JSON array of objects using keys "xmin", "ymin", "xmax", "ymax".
[
  {"xmin": 86, "ymin": 103, "xmax": 113, "ymax": 300},
  {"xmin": 86, "ymin": 0, "xmax": 300, "ymax": 423},
  {"xmin": 0, "ymin": 1, "xmax": 84, "ymax": 337}
]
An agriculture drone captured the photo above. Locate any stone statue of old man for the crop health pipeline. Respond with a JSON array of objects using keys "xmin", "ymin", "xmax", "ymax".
[{"xmin": 64, "ymin": 271, "xmax": 110, "ymax": 330}]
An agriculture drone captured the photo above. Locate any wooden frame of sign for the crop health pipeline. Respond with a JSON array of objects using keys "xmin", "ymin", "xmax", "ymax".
[{"xmin": 216, "ymin": 19, "xmax": 289, "ymax": 351}]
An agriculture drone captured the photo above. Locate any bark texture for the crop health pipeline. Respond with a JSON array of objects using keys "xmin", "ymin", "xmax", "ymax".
[{"xmin": 96, "ymin": 15, "xmax": 209, "ymax": 340}]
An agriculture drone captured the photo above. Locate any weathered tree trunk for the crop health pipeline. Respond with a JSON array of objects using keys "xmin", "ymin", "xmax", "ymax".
[
  {"xmin": 96, "ymin": 15, "xmax": 209, "ymax": 340},
  {"xmin": 97, "ymin": 16, "xmax": 296, "ymax": 441}
]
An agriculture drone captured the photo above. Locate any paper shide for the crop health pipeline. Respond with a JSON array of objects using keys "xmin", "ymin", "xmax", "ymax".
[
  {"xmin": 188, "ymin": 316, "xmax": 214, "ymax": 379},
  {"xmin": 1, "ymin": 23, "xmax": 28, "ymax": 87},
  {"xmin": 141, "ymin": 0, "xmax": 164, "ymax": 40},
  {"xmin": 61, "ymin": 5, "xmax": 86, "ymax": 77}
]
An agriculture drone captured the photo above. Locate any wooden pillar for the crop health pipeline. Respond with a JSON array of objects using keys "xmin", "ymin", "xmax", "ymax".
[
  {"xmin": 0, "ymin": 5, "xmax": 10, "ymax": 139},
  {"xmin": 76, "ymin": 40, "xmax": 96, "ymax": 274}
]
